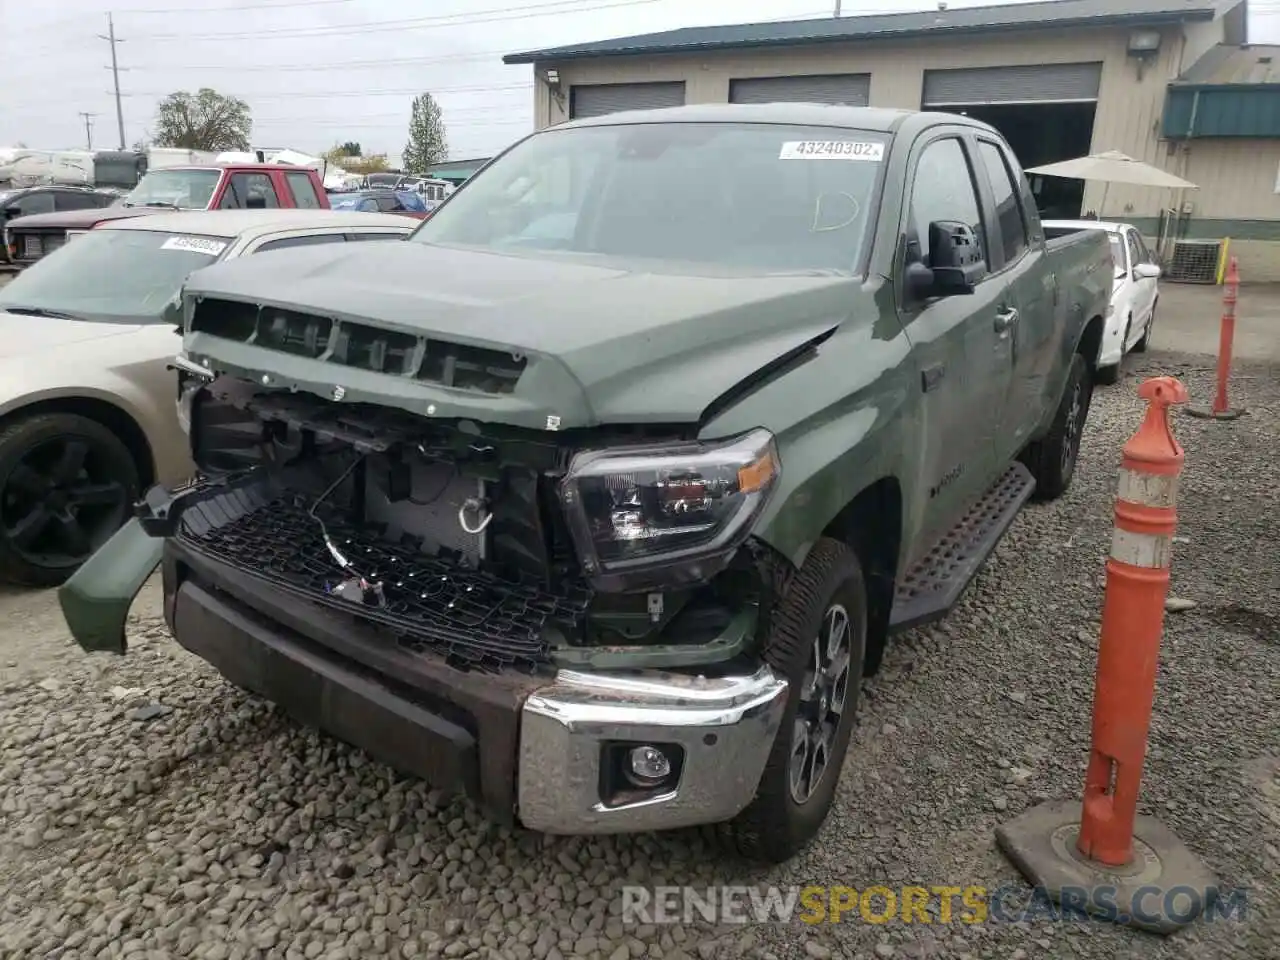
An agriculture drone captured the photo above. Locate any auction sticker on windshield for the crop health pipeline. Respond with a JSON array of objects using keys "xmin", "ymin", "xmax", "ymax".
[
  {"xmin": 160, "ymin": 235, "xmax": 228, "ymax": 256},
  {"xmin": 779, "ymin": 141, "xmax": 884, "ymax": 161}
]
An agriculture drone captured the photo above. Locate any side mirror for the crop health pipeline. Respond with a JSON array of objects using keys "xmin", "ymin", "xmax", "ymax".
[
  {"xmin": 1134, "ymin": 263, "xmax": 1161, "ymax": 281},
  {"xmin": 927, "ymin": 220, "xmax": 986, "ymax": 294}
]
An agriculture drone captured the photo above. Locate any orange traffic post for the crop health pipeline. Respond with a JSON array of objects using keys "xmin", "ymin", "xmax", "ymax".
[
  {"xmin": 996, "ymin": 377, "xmax": 1216, "ymax": 935},
  {"xmin": 1187, "ymin": 257, "xmax": 1246, "ymax": 420}
]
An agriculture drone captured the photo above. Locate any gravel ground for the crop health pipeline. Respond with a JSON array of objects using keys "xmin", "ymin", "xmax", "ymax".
[{"xmin": 1, "ymin": 346, "xmax": 1277, "ymax": 960}]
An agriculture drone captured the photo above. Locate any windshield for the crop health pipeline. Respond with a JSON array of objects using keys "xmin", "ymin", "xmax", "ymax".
[
  {"xmin": 0, "ymin": 228, "xmax": 229, "ymax": 323},
  {"xmin": 1109, "ymin": 235, "xmax": 1125, "ymax": 276},
  {"xmin": 124, "ymin": 169, "xmax": 221, "ymax": 209},
  {"xmin": 413, "ymin": 122, "xmax": 888, "ymax": 273}
]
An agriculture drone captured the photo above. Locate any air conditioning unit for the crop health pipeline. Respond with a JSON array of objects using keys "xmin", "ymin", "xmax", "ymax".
[{"xmin": 1165, "ymin": 239, "xmax": 1222, "ymax": 283}]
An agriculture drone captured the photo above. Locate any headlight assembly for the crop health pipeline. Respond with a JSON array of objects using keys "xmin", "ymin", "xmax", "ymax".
[{"xmin": 559, "ymin": 428, "xmax": 780, "ymax": 591}]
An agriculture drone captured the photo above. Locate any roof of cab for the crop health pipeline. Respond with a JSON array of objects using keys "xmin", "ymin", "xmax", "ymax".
[
  {"xmin": 551, "ymin": 102, "xmax": 988, "ymax": 134},
  {"xmin": 99, "ymin": 209, "xmax": 415, "ymax": 239}
]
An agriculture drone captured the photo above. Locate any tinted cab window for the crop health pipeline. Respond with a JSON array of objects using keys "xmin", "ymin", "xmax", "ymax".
[{"xmin": 906, "ymin": 137, "xmax": 985, "ymax": 270}]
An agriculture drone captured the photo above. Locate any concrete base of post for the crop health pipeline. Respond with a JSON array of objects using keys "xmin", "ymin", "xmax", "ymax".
[
  {"xmin": 995, "ymin": 800, "xmax": 1217, "ymax": 935},
  {"xmin": 1184, "ymin": 405, "xmax": 1246, "ymax": 420}
]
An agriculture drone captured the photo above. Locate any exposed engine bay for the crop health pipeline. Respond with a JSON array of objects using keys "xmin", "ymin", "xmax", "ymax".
[{"xmin": 172, "ymin": 375, "xmax": 784, "ymax": 673}]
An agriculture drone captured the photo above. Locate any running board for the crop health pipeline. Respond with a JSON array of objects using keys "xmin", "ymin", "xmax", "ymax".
[{"xmin": 889, "ymin": 462, "xmax": 1036, "ymax": 634}]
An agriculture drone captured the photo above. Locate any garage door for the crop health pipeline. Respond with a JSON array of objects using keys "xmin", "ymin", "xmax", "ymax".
[
  {"xmin": 922, "ymin": 63, "xmax": 1103, "ymax": 107},
  {"xmin": 569, "ymin": 82, "xmax": 686, "ymax": 119},
  {"xmin": 729, "ymin": 74, "xmax": 871, "ymax": 106}
]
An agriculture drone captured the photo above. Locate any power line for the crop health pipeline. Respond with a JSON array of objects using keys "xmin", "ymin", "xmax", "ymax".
[
  {"xmin": 78, "ymin": 112, "xmax": 97, "ymax": 149},
  {"xmin": 97, "ymin": 13, "xmax": 127, "ymax": 150},
  {"xmin": 125, "ymin": 0, "xmax": 660, "ymax": 42},
  {"xmin": 117, "ymin": 83, "xmax": 534, "ymax": 102}
]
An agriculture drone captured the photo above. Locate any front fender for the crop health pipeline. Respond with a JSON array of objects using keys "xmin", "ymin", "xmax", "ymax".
[{"xmin": 59, "ymin": 517, "xmax": 162, "ymax": 654}]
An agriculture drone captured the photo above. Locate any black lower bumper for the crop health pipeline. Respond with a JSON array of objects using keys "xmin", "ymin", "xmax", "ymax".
[{"xmin": 164, "ymin": 542, "xmax": 552, "ymax": 821}]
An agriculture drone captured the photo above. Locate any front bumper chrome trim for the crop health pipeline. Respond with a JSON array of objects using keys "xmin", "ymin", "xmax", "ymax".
[{"xmin": 517, "ymin": 664, "xmax": 788, "ymax": 834}]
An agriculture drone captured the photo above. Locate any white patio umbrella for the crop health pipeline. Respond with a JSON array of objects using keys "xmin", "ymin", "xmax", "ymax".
[{"xmin": 1024, "ymin": 150, "xmax": 1198, "ymax": 218}]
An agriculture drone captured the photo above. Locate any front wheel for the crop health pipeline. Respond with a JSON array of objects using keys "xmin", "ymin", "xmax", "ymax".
[
  {"xmin": 1021, "ymin": 352, "xmax": 1091, "ymax": 502},
  {"xmin": 709, "ymin": 538, "xmax": 866, "ymax": 862},
  {"xmin": 0, "ymin": 414, "xmax": 139, "ymax": 587}
]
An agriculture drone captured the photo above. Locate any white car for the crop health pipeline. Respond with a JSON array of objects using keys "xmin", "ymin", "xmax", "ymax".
[{"xmin": 1042, "ymin": 219, "xmax": 1161, "ymax": 384}]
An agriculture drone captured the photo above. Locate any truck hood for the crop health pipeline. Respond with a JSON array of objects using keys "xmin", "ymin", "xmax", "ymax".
[
  {"xmin": 4, "ymin": 206, "xmax": 156, "ymax": 229},
  {"xmin": 183, "ymin": 242, "xmax": 858, "ymax": 430}
]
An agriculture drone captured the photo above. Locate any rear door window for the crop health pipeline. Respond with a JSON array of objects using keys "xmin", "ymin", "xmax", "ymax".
[
  {"xmin": 220, "ymin": 173, "xmax": 281, "ymax": 209},
  {"xmin": 975, "ymin": 140, "xmax": 1029, "ymax": 266},
  {"xmin": 55, "ymin": 191, "xmax": 101, "ymax": 211},
  {"xmin": 284, "ymin": 172, "xmax": 322, "ymax": 209}
]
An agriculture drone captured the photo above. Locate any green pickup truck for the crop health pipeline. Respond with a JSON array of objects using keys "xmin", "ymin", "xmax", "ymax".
[{"xmin": 58, "ymin": 104, "xmax": 1112, "ymax": 862}]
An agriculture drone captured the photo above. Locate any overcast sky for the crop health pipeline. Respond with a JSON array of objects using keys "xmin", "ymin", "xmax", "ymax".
[{"xmin": 3, "ymin": 0, "xmax": 1278, "ymax": 162}]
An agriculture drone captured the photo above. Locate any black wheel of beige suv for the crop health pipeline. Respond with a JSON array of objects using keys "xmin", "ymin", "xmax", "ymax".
[
  {"xmin": 709, "ymin": 537, "xmax": 866, "ymax": 862},
  {"xmin": 0, "ymin": 413, "xmax": 138, "ymax": 587}
]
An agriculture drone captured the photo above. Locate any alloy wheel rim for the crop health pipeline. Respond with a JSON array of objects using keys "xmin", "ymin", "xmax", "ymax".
[
  {"xmin": 789, "ymin": 602, "xmax": 853, "ymax": 805},
  {"xmin": 1061, "ymin": 380, "xmax": 1084, "ymax": 476},
  {"xmin": 0, "ymin": 437, "xmax": 129, "ymax": 568}
]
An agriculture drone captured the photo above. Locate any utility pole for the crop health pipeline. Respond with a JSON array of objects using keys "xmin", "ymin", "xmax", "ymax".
[
  {"xmin": 98, "ymin": 13, "xmax": 126, "ymax": 150},
  {"xmin": 78, "ymin": 112, "xmax": 96, "ymax": 149},
  {"xmin": 834, "ymin": 0, "xmax": 841, "ymax": 15}
]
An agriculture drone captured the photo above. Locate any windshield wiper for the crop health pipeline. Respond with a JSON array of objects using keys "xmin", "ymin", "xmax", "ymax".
[{"xmin": 2, "ymin": 305, "xmax": 87, "ymax": 321}]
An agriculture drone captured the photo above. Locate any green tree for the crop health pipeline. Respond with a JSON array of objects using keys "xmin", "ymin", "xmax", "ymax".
[
  {"xmin": 402, "ymin": 93, "xmax": 447, "ymax": 175},
  {"xmin": 153, "ymin": 88, "xmax": 251, "ymax": 151},
  {"xmin": 339, "ymin": 141, "xmax": 362, "ymax": 156}
]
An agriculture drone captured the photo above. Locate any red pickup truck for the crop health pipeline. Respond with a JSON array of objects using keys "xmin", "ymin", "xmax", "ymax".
[{"xmin": 4, "ymin": 163, "xmax": 330, "ymax": 267}]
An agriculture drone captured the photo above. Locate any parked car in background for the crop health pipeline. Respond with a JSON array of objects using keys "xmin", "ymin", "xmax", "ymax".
[
  {"xmin": 3, "ymin": 163, "xmax": 331, "ymax": 268},
  {"xmin": 0, "ymin": 185, "xmax": 117, "ymax": 263},
  {"xmin": 0, "ymin": 209, "xmax": 415, "ymax": 586},
  {"xmin": 1043, "ymin": 219, "xmax": 1160, "ymax": 383},
  {"xmin": 59, "ymin": 105, "xmax": 1112, "ymax": 861},
  {"xmin": 328, "ymin": 189, "xmax": 430, "ymax": 218}
]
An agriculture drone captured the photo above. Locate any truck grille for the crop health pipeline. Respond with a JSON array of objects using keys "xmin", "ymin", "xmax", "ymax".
[
  {"xmin": 175, "ymin": 480, "xmax": 590, "ymax": 673},
  {"xmin": 192, "ymin": 299, "xmax": 527, "ymax": 394}
]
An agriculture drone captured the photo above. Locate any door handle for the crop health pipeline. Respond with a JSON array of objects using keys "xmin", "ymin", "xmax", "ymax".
[{"xmin": 994, "ymin": 307, "xmax": 1019, "ymax": 334}]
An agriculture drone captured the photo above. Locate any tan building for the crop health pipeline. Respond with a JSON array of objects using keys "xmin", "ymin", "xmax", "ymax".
[{"xmin": 505, "ymin": 0, "xmax": 1280, "ymax": 281}]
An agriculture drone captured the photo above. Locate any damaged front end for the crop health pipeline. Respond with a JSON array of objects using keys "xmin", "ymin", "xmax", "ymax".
[
  {"xmin": 59, "ymin": 289, "xmax": 801, "ymax": 833},
  {"xmin": 155, "ymin": 370, "xmax": 787, "ymax": 674}
]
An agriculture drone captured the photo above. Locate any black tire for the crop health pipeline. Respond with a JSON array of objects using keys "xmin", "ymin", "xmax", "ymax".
[
  {"xmin": 0, "ymin": 413, "xmax": 139, "ymax": 587},
  {"xmin": 708, "ymin": 537, "xmax": 866, "ymax": 862},
  {"xmin": 1134, "ymin": 302, "xmax": 1155, "ymax": 352},
  {"xmin": 1021, "ymin": 352, "xmax": 1091, "ymax": 502}
]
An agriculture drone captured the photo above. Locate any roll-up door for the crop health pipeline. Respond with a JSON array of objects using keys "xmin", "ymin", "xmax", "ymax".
[
  {"xmin": 922, "ymin": 63, "xmax": 1103, "ymax": 106},
  {"xmin": 569, "ymin": 82, "xmax": 686, "ymax": 119},
  {"xmin": 729, "ymin": 74, "xmax": 871, "ymax": 106}
]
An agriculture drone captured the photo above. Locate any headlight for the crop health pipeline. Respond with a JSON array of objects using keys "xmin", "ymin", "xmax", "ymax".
[{"xmin": 559, "ymin": 428, "xmax": 780, "ymax": 590}]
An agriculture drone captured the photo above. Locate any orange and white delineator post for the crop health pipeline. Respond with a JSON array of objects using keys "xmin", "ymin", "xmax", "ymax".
[
  {"xmin": 1077, "ymin": 376, "xmax": 1190, "ymax": 866},
  {"xmin": 1188, "ymin": 257, "xmax": 1245, "ymax": 420}
]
